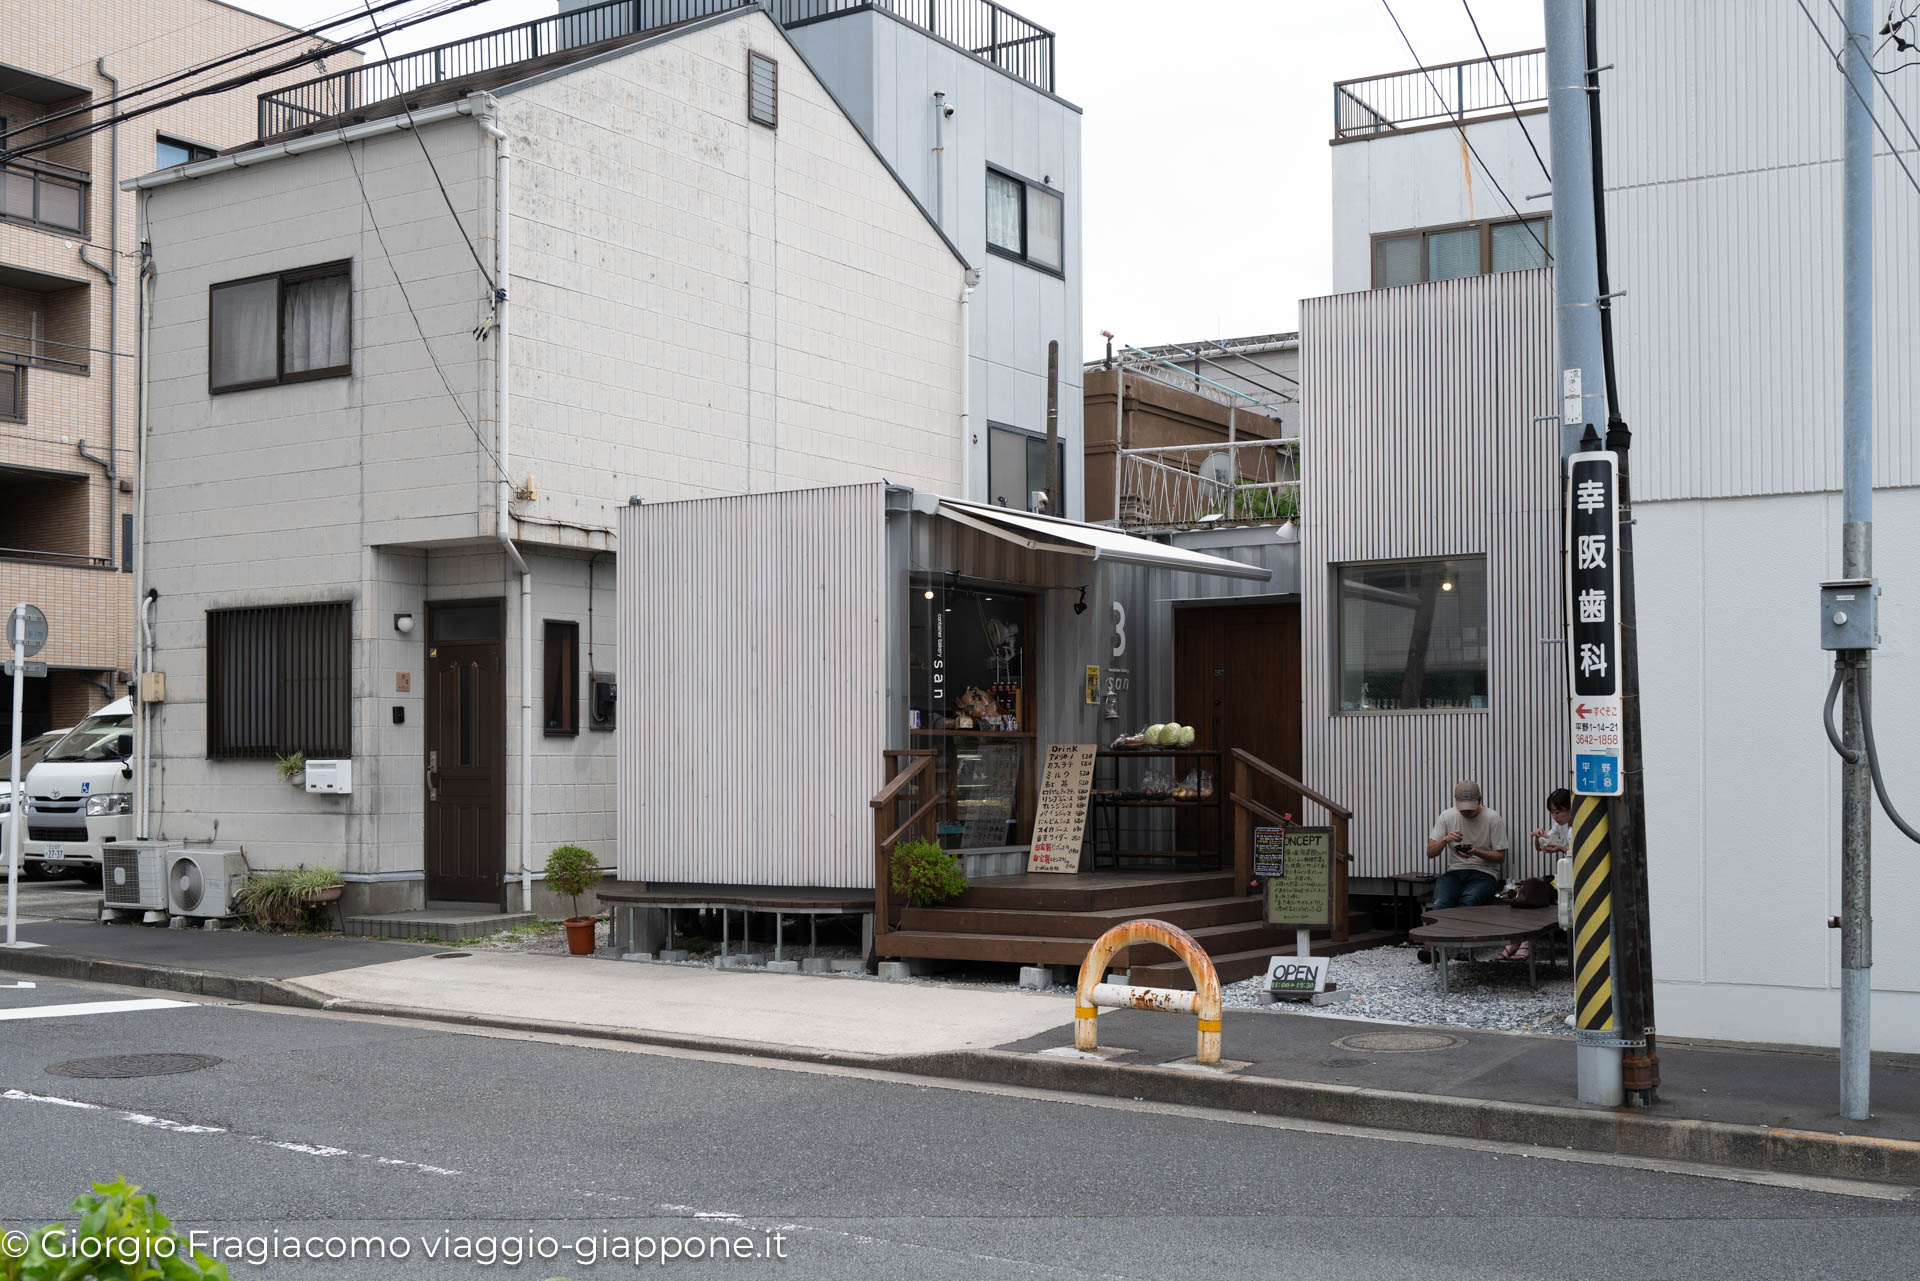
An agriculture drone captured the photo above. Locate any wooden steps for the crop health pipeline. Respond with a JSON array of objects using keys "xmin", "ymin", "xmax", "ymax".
[{"xmin": 878, "ymin": 869, "xmax": 1390, "ymax": 982}]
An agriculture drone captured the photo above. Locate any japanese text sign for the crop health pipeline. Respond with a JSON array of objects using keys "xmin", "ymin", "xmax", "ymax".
[
  {"xmin": 1567, "ymin": 451, "xmax": 1623, "ymax": 795},
  {"xmin": 1027, "ymin": 743, "xmax": 1098, "ymax": 874}
]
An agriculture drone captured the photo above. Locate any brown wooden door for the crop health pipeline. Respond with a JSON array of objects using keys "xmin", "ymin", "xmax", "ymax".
[
  {"xmin": 424, "ymin": 600, "xmax": 506, "ymax": 905},
  {"xmin": 1175, "ymin": 603, "xmax": 1303, "ymax": 821}
]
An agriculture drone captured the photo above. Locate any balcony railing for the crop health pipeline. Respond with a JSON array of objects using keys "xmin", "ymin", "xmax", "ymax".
[
  {"xmin": 258, "ymin": 0, "xmax": 1057, "ymax": 139},
  {"xmin": 1333, "ymin": 48, "xmax": 1545, "ymax": 140},
  {"xmin": 1114, "ymin": 438, "xmax": 1299, "ymax": 532},
  {"xmin": 0, "ymin": 157, "xmax": 88, "ymax": 234}
]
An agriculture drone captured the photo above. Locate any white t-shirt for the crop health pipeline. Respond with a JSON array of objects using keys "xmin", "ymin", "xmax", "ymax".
[{"xmin": 1429, "ymin": 806, "xmax": 1510, "ymax": 876}]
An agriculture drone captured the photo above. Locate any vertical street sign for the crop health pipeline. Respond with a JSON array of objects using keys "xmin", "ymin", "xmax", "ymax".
[{"xmin": 1567, "ymin": 453, "xmax": 1624, "ymax": 797}]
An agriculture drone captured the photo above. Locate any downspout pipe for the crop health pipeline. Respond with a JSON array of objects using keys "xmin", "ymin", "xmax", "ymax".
[
  {"xmin": 134, "ymin": 193, "xmax": 154, "ymax": 841},
  {"xmin": 959, "ymin": 268, "xmax": 979, "ymax": 500},
  {"xmin": 79, "ymin": 58, "xmax": 120, "ymax": 573},
  {"xmin": 475, "ymin": 99, "xmax": 534, "ymax": 914}
]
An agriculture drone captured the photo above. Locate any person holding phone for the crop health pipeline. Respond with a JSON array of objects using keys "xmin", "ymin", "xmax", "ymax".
[{"xmin": 1424, "ymin": 780, "xmax": 1509, "ymax": 909}]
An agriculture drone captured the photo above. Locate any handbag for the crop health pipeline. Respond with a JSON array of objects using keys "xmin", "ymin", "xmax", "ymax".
[{"xmin": 1508, "ymin": 876, "xmax": 1554, "ymax": 909}]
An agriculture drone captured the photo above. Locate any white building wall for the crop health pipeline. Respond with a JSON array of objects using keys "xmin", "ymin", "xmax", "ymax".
[
  {"xmin": 1329, "ymin": 114, "xmax": 1550, "ymax": 294},
  {"xmin": 504, "ymin": 11, "xmax": 968, "ymax": 533},
  {"xmin": 783, "ymin": 9, "xmax": 1085, "ymax": 516}
]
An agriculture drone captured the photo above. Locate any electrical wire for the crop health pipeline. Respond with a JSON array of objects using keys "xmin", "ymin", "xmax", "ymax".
[
  {"xmin": 1207, "ymin": 339, "xmax": 1300, "ymax": 387},
  {"xmin": 1378, "ymin": 0, "xmax": 1551, "ymax": 264},
  {"xmin": 1460, "ymin": 0, "xmax": 1554, "ymax": 184},
  {"xmin": 1825, "ymin": 663, "xmax": 1920, "ymax": 844},
  {"xmin": 338, "ymin": 123, "xmax": 510, "ymax": 485},
  {"xmin": 1829, "ymin": 0, "xmax": 1920, "ymax": 154},
  {"xmin": 356, "ymin": 0, "xmax": 497, "ymax": 292},
  {"xmin": 1796, "ymin": 0, "xmax": 1920, "ymax": 199}
]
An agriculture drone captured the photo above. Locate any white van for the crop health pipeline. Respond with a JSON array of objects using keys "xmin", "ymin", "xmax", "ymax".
[{"xmin": 22, "ymin": 698, "xmax": 134, "ymax": 882}]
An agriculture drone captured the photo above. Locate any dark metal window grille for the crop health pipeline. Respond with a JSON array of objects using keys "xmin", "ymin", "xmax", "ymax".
[
  {"xmin": 748, "ymin": 51, "xmax": 778, "ymax": 128},
  {"xmin": 207, "ymin": 602, "xmax": 351, "ymax": 758}
]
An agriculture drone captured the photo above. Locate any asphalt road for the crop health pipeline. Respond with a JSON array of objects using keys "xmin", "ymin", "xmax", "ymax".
[{"xmin": 0, "ymin": 974, "xmax": 1915, "ymax": 1281}]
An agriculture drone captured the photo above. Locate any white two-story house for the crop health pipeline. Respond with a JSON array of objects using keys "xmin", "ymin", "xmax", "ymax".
[{"xmin": 128, "ymin": 2, "xmax": 969, "ymax": 921}]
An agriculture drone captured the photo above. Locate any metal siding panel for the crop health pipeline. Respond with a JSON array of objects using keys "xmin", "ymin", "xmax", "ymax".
[
  {"xmin": 1301, "ymin": 271, "xmax": 1565, "ymax": 880},
  {"xmin": 616, "ymin": 483, "xmax": 887, "ymax": 888},
  {"xmin": 1600, "ymin": 1, "xmax": 1920, "ymax": 501}
]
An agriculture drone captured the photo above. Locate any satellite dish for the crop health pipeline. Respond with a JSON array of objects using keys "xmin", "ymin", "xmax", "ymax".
[{"xmin": 1199, "ymin": 452, "xmax": 1233, "ymax": 487}]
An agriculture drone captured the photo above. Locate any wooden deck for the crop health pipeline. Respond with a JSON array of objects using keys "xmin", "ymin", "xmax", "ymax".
[{"xmin": 878, "ymin": 869, "xmax": 1392, "ymax": 987}]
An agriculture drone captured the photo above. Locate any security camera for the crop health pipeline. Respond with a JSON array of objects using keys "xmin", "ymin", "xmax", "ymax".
[{"xmin": 942, "ymin": 104, "xmax": 954, "ymax": 118}]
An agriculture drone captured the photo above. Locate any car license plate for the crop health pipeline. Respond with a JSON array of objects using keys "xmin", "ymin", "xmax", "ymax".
[{"xmin": 40, "ymin": 844, "xmax": 63, "ymax": 859}]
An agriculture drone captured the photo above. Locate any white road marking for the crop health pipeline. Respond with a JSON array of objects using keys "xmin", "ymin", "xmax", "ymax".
[
  {"xmin": 3, "ymin": 1087, "xmax": 460, "ymax": 1176},
  {"xmin": 0, "ymin": 980, "xmax": 35, "ymax": 989},
  {"xmin": 0, "ymin": 998, "xmax": 191, "ymax": 1021}
]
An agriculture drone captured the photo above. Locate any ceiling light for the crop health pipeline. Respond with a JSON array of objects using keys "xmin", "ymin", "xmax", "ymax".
[
  {"xmin": 924, "ymin": 589, "xmax": 935, "ymax": 600},
  {"xmin": 1440, "ymin": 581, "xmax": 1454, "ymax": 592}
]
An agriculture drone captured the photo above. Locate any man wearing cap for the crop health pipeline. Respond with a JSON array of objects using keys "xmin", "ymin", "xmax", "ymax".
[{"xmin": 1424, "ymin": 781, "xmax": 1509, "ymax": 908}]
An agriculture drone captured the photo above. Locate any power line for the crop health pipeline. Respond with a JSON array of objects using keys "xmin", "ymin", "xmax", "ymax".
[
  {"xmin": 1460, "ymin": 0, "xmax": 1554, "ymax": 184},
  {"xmin": 1832, "ymin": 0, "xmax": 1920, "ymax": 154},
  {"xmin": 358, "ymin": 0, "xmax": 496, "ymax": 292},
  {"xmin": 1207, "ymin": 338, "xmax": 1301, "ymax": 387},
  {"xmin": 338, "ymin": 118, "xmax": 510, "ymax": 486},
  {"xmin": 1796, "ymin": 0, "xmax": 1920, "ymax": 199},
  {"xmin": 1378, "ymin": 0, "xmax": 1551, "ymax": 265}
]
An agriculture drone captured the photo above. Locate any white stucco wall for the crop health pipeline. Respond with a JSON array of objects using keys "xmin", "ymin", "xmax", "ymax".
[
  {"xmin": 1329, "ymin": 114, "xmax": 1550, "ymax": 294},
  {"xmin": 1638, "ymin": 488, "xmax": 1920, "ymax": 1052}
]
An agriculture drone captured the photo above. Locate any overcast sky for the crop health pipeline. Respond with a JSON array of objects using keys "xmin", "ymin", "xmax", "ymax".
[{"xmin": 254, "ymin": 0, "xmax": 1545, "ymax": 350}]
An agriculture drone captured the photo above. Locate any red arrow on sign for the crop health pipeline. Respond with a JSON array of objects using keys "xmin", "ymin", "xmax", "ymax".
[{"xmin": 1576, "ymin": 704, "xmax": 1607, "ymax": 718}]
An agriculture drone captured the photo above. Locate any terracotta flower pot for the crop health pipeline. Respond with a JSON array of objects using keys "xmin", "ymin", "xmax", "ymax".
[{"xmin": 564, "ymin": 916, "xmax": 597, "ymax": 956}]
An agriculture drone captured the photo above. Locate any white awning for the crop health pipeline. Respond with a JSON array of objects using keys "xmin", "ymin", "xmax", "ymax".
[{"xmin": 934, "ymin": 499, "xmax": 1273, "ymax": 582}]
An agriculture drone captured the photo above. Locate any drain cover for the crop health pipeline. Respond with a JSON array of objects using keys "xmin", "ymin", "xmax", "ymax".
[
  {"xmin": 1331, "ymin": 1030, "xmax": 1463, "ymax": 1054},
  {"xmin": 433, "ymin": 952, "xmax": 471, "ymax": 959},
  {"xmin": 47, "ymin": 1053, "xmax": 222, "ymax": 1079}
]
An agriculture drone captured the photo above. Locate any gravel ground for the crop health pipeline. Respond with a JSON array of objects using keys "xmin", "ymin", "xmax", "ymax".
[{"xmin": 1221, "ymin": 941, "xmax": 1577, "ymax": 1036}]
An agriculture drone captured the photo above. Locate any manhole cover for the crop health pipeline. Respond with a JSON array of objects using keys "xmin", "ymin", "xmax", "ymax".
[
  {"xmin": 1332, "ymin": 1031, "xmax": 1463, "ymax": 1054},
  {"xmin": 433, "ymin": 952, "xmax": 471, "ymax": 959},
  {"xmin": 47, "ymin": 1053, "xmax": 223, "ymax": 1079}
]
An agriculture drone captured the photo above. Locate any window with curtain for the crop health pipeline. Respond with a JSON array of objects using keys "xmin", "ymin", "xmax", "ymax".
[
  {"xmin": 209, "ymin": 263, "xmax": 350, "ymax": 392},
  {"xmin": 1426, "ymin": 227, "xmax": 1482, "ymax": 281},
  {"xmin": 986, "ymin": 170, "xmax": 1023, "ymax": 255},
  {"xmin": 1335, "ymin": 558, "xmax": 1489, "ymax": 712},
  {"xmin": 986, "ymin": 167, "xmax": 1065, "ymax": 275}
]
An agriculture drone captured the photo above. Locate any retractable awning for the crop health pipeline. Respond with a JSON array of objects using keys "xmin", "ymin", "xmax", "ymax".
[{"xmin": 934, "ymin": 499, "xmax": 1273, "ymax": 582}]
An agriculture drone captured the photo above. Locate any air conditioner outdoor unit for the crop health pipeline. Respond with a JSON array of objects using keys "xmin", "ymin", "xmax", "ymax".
[
  {"xmin": 101, "ymin": 844, "xmax": 168, "ymax": 913},
  {"xmin": 167, "ymin": 848, "xmax": 249, "ymax": 919}
]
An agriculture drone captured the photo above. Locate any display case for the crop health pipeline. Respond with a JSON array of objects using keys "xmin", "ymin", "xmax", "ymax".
[{"xmin": 1086, "ymin": 748, "xmax": 1225, "ymax": 868}]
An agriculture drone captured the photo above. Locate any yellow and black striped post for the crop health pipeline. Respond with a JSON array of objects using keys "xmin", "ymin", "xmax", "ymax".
[{"xmin": 1572, "ymin": 795, "xmax": 1615, "ymax": 1035}]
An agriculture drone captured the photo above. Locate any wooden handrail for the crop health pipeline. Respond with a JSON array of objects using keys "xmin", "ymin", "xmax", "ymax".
[
  {"xmin": 872, "ymin": 752, "xmax": 939, "ymax": 943},
  {"xmin": 1230, "ymin": 747, "xmax": 1352, "ymax": 819},
  {"xmin": 879, "ymin": 795, "xmax": 941, "ymax": 854},
  {"xmin": 870, "ymin": 753, "xmax": 935, "ymax": 810}
]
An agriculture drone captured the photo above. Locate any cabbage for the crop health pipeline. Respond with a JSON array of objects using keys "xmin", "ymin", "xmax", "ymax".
[
  {"xmin": 1179, "ymin": 725, "xmax": 1196, "ymax": 748},
  {"xmin": 1144, "ymin": 723, "xmax": 1166, "ymax": 746}
]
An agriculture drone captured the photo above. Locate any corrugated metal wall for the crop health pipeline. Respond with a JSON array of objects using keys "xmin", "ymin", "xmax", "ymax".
[
  {"xmin": 1300, "ymin": 270, "xmax": 1567, "ymax": 880},
  {"xmin": 1600, "ymin": 0, "xmax": 1920, "ymax": 500},
  {"xmin": 617, "ymin": 483, "xmax": 888, "ymax": 888}
]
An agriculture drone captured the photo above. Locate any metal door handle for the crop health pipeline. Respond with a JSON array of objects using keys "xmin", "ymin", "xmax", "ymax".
[{"xmin": 427, "ymin": 750, "xmax": 439, "ymax": 802}]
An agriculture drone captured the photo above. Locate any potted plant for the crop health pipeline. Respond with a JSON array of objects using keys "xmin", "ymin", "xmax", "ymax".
[
  {"xmin": 275, "ymin": 752, "xmax": 307, "ymax": 787},
  {"xmin": 544, "ymin": 844, "xmax": 602, "ymax": 955},
  {"xmin": 233, "ymin": 865, "xmax": 345, "ymax": 931}
]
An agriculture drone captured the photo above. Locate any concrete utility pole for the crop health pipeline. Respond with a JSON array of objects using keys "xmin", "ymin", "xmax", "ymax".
[
  {"xmin": 1837, "ymin": 0, "xmax": 1875, "ymax": 1122},
  {"xmin": 1547, "ymin": 0, "xmax": 1645, "ymax": 1107}
]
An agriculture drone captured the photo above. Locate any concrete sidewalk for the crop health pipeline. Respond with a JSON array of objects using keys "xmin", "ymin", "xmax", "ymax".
[{"xmin": 4, "ymin": 919, "xmax": 1919, "ymax": 1188}]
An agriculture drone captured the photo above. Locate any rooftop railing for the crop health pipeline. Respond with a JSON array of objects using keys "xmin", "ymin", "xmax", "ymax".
[
  {"xmin": 1114, "ymin": 438, "xmax": 1300, "ymax": 532},
  {"xmin": 1333, "ymin": 48, "xmax": 1544, "ymax": 141},
  {"xmin": 259, "ymin": 0, "xmax": 1056, "ymax": 140}
]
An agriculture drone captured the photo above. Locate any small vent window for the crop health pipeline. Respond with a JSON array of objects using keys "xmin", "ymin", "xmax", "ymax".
[{"xmin": 748, "ymin": 51, "xmax": 778, "ymax": 129}]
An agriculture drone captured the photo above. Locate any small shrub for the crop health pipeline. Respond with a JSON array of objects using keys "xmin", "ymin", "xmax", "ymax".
[
  {"xmin": 274, "ymin": 751, "xmax": 306, "ymax": 781},
  {"xmin": 1, "ymin": 1177, "xmax": 229, "ymax": 1279},
  {"xmin": 234, "ymin": 865, "xmax": 344, "ymax": 932},
  {"xmin": 889, "ymin": 838, "xmax": 967, "ymax": 908},
  {"xmin": 543, "ymin": 844, "xmax": 601, "ymax": 920}
]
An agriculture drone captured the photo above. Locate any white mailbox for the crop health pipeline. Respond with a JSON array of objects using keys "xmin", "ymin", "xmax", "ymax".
[{"xmin": 304, "ymin": 759, "xmax": 353, "ymax": 794}]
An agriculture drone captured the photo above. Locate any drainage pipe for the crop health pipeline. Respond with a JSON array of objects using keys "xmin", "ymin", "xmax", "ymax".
[{"xmin": 474, "ymin": 100, "xmax": 534, "ymax": 914}]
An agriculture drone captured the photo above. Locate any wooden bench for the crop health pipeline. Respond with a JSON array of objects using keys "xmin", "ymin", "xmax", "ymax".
[{"xmin": 1411, "ymin": 904, "xmax": 1561, "ymax": 995}]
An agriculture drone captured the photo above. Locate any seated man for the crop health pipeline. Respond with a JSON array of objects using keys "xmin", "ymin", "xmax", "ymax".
[{"xmin": 1423, "ymin": 780, "xmax": 1509, "ymax": 909}]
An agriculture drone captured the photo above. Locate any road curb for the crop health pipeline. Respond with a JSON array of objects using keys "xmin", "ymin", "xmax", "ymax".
[{"xmin": 8, "ymin": 950, "xmax": 1919, "ymax": 1190}]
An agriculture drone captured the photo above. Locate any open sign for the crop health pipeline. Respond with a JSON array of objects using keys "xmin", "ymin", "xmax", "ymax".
[{"xmin": 1265, "ymin": 954, "xmax": 1330, "ymax": 996}]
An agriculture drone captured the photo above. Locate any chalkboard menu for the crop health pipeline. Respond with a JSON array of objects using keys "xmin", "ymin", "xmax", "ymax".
[
  {"xmin": 1252, "ymin": 826, "xmax": 1287, "ymax": 879},
  {"xmin": 1264, "ymin": 826, "xmax": 1334, "ymax": 927},
  {"xmin": 1027, "ymin": 743, "xmax": 1098, "ymax": 874}
]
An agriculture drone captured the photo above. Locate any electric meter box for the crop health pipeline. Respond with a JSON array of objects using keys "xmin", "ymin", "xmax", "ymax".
[
  {"xmin": 1819, "ymin": 579, "xmax": 1879, "ymax": 651},
  {"xmin": 304, "ymin": 759, "xmax": 353, "ymax": 794}
]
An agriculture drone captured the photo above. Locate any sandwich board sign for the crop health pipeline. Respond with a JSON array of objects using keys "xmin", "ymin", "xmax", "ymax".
[
  {"xmin": 1263, "ymin": 826, "xmax": 1334, "ymax": 928},
  {"xmin": 1027, "ymin": 743, "xmax": 1098, "ymax": 873}
]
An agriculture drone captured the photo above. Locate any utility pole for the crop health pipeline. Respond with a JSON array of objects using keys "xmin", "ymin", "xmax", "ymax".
[
  {"xmin": 1548, "ymin": 0, "xmax": 1653, "ymax": 1106},
  {"xmin": 1836, "ymin": 0, "xmax": 1875, "ymax": 1122}
]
